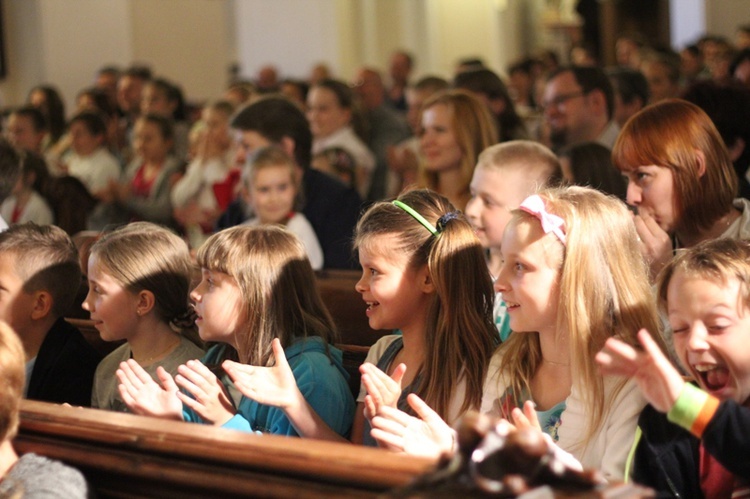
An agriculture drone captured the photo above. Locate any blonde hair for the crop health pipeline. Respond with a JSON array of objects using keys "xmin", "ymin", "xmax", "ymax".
[
  {"xmin": 0, "ymin": 321, "xmax": 24, "ymax": 441},
  {"xmin": 498, "ymin": 186, "xmax": 664, "ymax": 450},
  {"xmin": 244, "ymin": 146, "xmax": 301, "ymax": 214},
  {"xmin": 89, "ymin": 222, "xmax": 195, "ymax": 332},
  {"xmin": 196, "ymin": 225, "xmax": 335, "ymax": 365},
  {"xmin": 476, "ymin": 140, "xmax": 562, "ymax": 186},
  {"xmin": 355, "ymin": 189, "xmax": 499, "ymax": 419},
  {"xmin": 418, "ymin": 90, "xmax": 498, "ymax": 204}
]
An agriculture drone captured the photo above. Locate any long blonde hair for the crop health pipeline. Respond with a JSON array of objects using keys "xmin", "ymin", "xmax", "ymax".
[
  {"xmin": 355, "ymin": 189, "xmax": 499, "ymax": 419},
  {"xmin": 499, "ymin": 186, "xmax": 664, "ymax": 449},
  {"xmin": 196, "ymin": 225, "xmax": 336, "ymax": 365}
]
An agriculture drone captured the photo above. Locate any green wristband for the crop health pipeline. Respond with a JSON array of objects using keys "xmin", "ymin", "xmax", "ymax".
[{"xmin": 667, "ymin": 383, "xmax": 709, "ymax": 431}]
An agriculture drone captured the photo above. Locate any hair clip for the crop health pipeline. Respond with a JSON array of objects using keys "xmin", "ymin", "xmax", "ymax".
[
  {"xmin": 518, "ymin": 194, "xmax": 567, "ymax": 245},
  {"xmin": 392, "ymin": 200, "xmax": 438, "ymax": 236},
  {"xmin": 437, "ymin": 211, "xmax": 460, "ymax": 233}
]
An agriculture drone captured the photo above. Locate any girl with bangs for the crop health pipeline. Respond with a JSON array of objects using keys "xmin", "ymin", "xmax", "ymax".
[
  {"xmin": 368, "ymin": 186, "xmax": 665, "ymax": 481},
  {"xmin": 613, "ymin": 98, "xmax": 747, "ymax": 280},
  {"xmin": 117, "ymin": 225, "xmax": 355, "ymax": 437}
]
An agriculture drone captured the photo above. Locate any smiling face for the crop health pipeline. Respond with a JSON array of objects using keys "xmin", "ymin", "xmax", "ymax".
[
  {"xmin": 82, "ymin": 255, "xmax": 140, "ymax": 342},
  {"xmin": 667, "ymin": 270, "xmax": 750, "ymax": 405},
  {"xmin": 465, "ymin": 166, "xmax": 536, "ymax": 249},
  {"xmin": 306, "ymin": 86, "xmax": 351, "ymax": 139},
  {"xmin": 622, "ymin": 164, "xmax": 677, "ymax": 232},
  {"xmin": 249, "ymin": 164, "xmax": 297, "ymax": 225},
  {"xmin": 133, "ymin": 119, "xmax": 171, "ymax": 163},
  {"xmin": 494, "ymin": 219, "xmax": 563, "ymax": 336},
  {"xmin": 354, "ymin": 234, "xmax": 433, "ymax": 336},
  {"xmin": 420, "ymin": 103, "xmax": 463, "ymax": 173},
  {"xmin": 189, "ymin": 269, "xmax": 244, "ymax": 346}
]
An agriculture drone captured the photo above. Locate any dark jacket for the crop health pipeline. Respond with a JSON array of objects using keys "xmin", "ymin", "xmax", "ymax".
[
  {"xmin": 27, "ymin": 317, "xmax": 102, "ymax": 407},
  {"xmin": 631, "ymin": 397, "xmax": 750, "ymax": 497}
]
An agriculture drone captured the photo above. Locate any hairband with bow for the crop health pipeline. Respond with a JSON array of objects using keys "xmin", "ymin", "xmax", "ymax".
[{"xmin": 518, "ymin": 194, "xmax": 567, "ymax": 245}]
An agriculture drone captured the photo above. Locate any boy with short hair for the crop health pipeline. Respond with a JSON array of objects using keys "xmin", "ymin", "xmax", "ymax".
[
  {"xmin": 465, "ymin": 140, "xmax": 562, "ymax": 340},
  {"xmin": 0, "ymin": 320, "xmax": 89, "ymax": 497},
  {"xmin": 0, "ymin": 223, "xmax": 101, "ymax": 406},
  {"xmin": 597, "ymin": 238, "xmax": 750, "ymax": 495}
]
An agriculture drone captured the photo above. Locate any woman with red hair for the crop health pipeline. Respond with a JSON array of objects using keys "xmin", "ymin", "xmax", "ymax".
[{"xmin": 613, "ymin": 99, "xmax": 747, "ymax": 280}]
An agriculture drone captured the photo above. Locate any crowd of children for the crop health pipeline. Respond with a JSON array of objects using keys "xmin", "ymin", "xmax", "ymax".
[{"xmin": 1, "ymin": 25, "xmax": 750, "ymax": 496}]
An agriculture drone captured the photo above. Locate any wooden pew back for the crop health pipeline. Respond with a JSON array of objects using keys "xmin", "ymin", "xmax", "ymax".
[{"xmin": 16, "ymin": 401, "xmax": 431, "ymax": 498}]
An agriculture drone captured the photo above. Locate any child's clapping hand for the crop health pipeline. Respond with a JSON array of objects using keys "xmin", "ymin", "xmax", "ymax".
[
  {"xmin": 223, "ymin": 338, "xmax": 302, "ymax": 412},
  {"xmin": 173, "ymin": 360, "xmax": 236, "ymax": 426},
  {"xmin": 117, "ymin": 359, "xmax": 184, "ymax": 420}
]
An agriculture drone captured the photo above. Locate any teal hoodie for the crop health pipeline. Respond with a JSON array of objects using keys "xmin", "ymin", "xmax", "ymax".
[{"xmin": 183, "ymin": 337, "xmax": 355, "ymax": 437}]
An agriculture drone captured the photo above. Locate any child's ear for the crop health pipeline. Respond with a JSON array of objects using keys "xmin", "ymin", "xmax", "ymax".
[
  {"xmin": 30, "ymin": 291, "xmax": 53, "ymax": 321},
  {"xmin": 135, "ymin": 290, "xmax": 156, "ymax": 317},
  {"xmin": 419, "ymin": 266, "xmax": 435, "ymax": 294}
]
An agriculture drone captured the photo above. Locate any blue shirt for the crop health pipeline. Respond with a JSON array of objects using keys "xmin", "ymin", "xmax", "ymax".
[{"xmin": 183, "ymin": 337, "xmax": 355, "ymax": 437}]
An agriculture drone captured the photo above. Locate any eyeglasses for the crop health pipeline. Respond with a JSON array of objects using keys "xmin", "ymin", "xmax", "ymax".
[{"xmin": 542, "ymin": 91, "xmax": 586, "ymax": 111}]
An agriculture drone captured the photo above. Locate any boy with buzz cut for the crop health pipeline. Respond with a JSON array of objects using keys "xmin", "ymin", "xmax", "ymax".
[
  {"xmin": 0, "ymin": 223, "xmax": 101, "ymax": 406},
  {"xmin": 465, "ymin": 140, "xmax": 562, "ymax": 341}
]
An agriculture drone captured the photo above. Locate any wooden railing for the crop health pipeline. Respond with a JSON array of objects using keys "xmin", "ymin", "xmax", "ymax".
[{"xmin": 16, "ymin": 400, "xmax": 432, "ymax": 498}]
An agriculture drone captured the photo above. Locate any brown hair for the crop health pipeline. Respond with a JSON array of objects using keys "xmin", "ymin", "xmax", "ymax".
[
  {"xmin": 196, "ymin": 225, "xmax": 336, "ymax": 365},
  {"xmin": 418, "ymin": 90, "xmax": 498, "ymax": 203},
  {"xmin": 612, "ymin": 99, "xmax": 737, "ymax": 236},
  {"xmin": 354, "ymin": 189, "xmax": 498, "ymax": 419},
  {"xmin": 0, "ymin": 321, "xmax": 24, "ymax": 441},
  {"xmin": 0, "ymin": 223, "xmax": 81, "ymax": 317},
  {"xmin": 657, "ymin": 238, "xmax": 750, "ymax": 314},
  {"xmin": 90, "ymin": 222, "xmax": 194, "ymax": 332}
]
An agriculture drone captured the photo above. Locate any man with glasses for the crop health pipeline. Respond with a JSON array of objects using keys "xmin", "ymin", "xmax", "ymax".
[{"xmin": 542, "ymin": 66, "xmax": 619, "ymax": 152}]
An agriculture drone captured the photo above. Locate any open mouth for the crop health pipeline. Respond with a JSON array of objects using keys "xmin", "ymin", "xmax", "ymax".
[
  {"xmin": 694, "ymin": 364, "xmax": 730, "ymax": 392},
  {"xmin": 365, "ymin": 301, "xmax": 379, "ymax": 314}
]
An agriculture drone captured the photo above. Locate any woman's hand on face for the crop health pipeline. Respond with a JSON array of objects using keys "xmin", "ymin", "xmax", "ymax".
[
  {"xmin": 596, "ymin": 329, "xmax": 684, "ymax": 413},
  {"xmin": 360, "ymin": 362, "xmax": 406, "ymax": 423},
  {"xmin": 633, "ymin": 212, "xmax": 673, "ymax": 280},
  {"xmin": 116, "ymin": 359, "xmax": 183, "ymax": 420},
  {"xmin": 174, "ymin": 359, "xmax": 236, "ymax": 426},
  {"xmin": 370, "ymin": 394, "xmax": 455, "ymax": 458},
  {"xmin": 223, "ymin": 338, "xmax": 302, "ymax": 411}
]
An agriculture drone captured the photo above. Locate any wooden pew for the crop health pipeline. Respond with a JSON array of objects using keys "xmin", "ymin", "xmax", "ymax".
[{"xmin": 16, "ymin": 400, "xmax": 432, "ymax": 498}]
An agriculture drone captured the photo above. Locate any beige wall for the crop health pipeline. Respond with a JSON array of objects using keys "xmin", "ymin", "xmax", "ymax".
[{"xmin": 0, "ymin": 0, "xmax": 745, "ymax": 113}]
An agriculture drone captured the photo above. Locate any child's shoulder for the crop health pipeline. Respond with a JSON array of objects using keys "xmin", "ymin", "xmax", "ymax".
[{"xmin": 364, "ymin": 334, "xmax": 403, "ymax": 365}]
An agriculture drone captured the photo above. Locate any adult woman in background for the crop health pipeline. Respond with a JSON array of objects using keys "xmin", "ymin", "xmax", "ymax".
[
  {"xmin": 307, "ymin": 78, "xmax": 375, "ymax": 198},
  {"xmin": 613, "ymin": 98, "xmax": 747, "ymax": 280},
  {"xmin": 417, "ymin": 89, "xmax": 497, "ymax": 211}
]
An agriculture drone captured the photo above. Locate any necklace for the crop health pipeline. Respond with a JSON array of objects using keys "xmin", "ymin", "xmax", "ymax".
[
  {"xmin": 134, "ymin": 337, "xmax": 180, "ymax": 365},
  {"xmin": 542, "ymin": 358, "xmax": 569, "ymax": 367}
]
